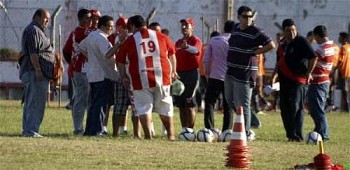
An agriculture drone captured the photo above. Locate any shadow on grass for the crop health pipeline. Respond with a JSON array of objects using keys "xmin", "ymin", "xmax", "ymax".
[
  {"xmin": 0, "ymin": 132, "xmax": 22, "ymax": 137},
  {"xmin": 0, "ymin": 132, "xmax": 70, "ymax": 138}
]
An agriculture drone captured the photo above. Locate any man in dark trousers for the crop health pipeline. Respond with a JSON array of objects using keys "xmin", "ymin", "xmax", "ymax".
[{"xmin": 273, "ymin": 19, "xmax": 317, "ymax": 142}]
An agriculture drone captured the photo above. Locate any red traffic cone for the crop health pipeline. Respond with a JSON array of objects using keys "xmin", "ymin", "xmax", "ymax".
[
  {"xmin": 314, "ymin": 141, "xmax": 332, "ymax": 170},
  {"xmin": 226, "ymin": 106, "xmax": 250, "ymax": 169}
]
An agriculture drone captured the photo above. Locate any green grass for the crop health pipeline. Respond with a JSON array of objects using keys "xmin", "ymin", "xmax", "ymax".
[{"xmin": 0, "ymin": 100, "xmax": 349, "ymax": 169}]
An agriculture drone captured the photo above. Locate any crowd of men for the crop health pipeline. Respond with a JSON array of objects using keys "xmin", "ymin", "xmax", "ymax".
[{"xmin": 19, "ymin": 6, "xmax": 350, "ymax": 142}]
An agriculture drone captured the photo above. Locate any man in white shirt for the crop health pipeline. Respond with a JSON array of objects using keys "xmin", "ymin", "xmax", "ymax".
[{"xmin": 79, "ymin": 15, "xmax": 118, "ymax": 136}]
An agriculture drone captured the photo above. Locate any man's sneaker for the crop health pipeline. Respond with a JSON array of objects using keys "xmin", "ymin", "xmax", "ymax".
[
  {"xmin": 251, "ymin": 112, "xmax": 262, "ymax": 129},
  {"xmin": 102, "ymin": 126, "xmax": 108, "ymax": 135},
  {"xmin": 65, "ymin": 103, "xmax": 72, "ymax": 110},
  {"xmin": 247, "ymin": 130, "xmax": 255, "ymax": 141},
  {"xmin": 120, "ymin": 130, "xmax": 128, "ymax": 135},
  {"xmin": 257, "ymin": 111, "xmax": 266, "ymax": 115},
  {"xmin": 73, "ymin": 130, "xmax": 84, "ymax": 136},
  {"xmin": 263, "ymin": 102, "xmax": 272, "ymax": 111},
  {"xmin": 24, "ymin": 133, "xmax": 44, "ymax": 138}
]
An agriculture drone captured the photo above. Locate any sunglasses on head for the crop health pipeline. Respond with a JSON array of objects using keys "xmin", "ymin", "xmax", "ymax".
[{"xmin": 241, "ymin": 14, "xmax": 253, "ymax": 19}]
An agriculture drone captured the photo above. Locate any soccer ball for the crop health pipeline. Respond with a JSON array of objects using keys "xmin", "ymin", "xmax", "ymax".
[
  {"xmin": 306, "ymin": 131, "xmax": 322, "ymax": 145},
  {"xmin": 197, "ymin": 128, "xmax": 215, "ymax": 142},
  {"xmin": 171, "ymin": 79, "xmax": 185, "ymax": 96},
  {"xmin": 219, "ymin": 129, "xmax": 233, "ymax": 142},
  {"xmin": 210, "ymin": 128, "xmax": 222, "ymax": 142},
  {"xmin": 179, "ymin": 128, "xmax": 196, "ymax": 141}
]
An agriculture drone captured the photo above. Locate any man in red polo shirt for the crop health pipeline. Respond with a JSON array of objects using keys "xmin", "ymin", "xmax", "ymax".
[
  {"xmin": 116, "ymin": 15, "xmax": 178, "ymax": 140},
  {"xmin": 174, "ymin": 18, "xmax": 202, "ymax": 129}
]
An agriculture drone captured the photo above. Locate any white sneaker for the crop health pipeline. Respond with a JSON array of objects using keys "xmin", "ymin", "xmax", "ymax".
[
  {"xmin": 24, "ymin": 133, "xmax": 44, "ymax": 138},
  {"xmin": 247, "ymin": 130, "xmax": 255, "ymax": 141},
  {"xmin": 257, "ymin": 111, "xmax": 266, "ymax": 115}
]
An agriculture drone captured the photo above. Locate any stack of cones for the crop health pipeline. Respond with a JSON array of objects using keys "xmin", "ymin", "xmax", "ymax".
[
  {"xmin": 226, "ymin": 106, "xmax": 250, "ymax": 169},
  {"xmin": 313, "ymin": 141, "xmax": 332, "ymax": 170}
]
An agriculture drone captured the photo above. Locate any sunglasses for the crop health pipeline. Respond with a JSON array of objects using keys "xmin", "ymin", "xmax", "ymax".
[
  {"xmin": 241, "ymin": 15, "xmax": 253, "ymax": 19},
  {"xmin": 181, "ymin": 25, "xmax": 192, "ymax": 29}
]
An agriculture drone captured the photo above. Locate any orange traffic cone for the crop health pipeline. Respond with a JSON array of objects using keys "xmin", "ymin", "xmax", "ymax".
[{"xmin": 226, "ymin": 106, "xmax": 250, "ymax": 169}]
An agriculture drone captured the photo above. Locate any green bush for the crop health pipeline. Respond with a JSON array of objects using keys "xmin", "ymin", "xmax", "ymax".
[{"xmin": 0, "ymin": 48, "xmax": 19, "ymax": 60}]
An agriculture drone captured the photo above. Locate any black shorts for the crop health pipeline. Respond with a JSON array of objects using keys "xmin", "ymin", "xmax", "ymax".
[{"xmin": 174, "ymin": 69, "xmax": 199, "ymax": 107}]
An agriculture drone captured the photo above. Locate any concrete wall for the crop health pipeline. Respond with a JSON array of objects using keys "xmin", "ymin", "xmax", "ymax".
[
  {"xmin": 1, "ymin": 0, "xmax": 350, "ymax": 88},
  {"xmin": 235, "ymin": 0, "xmax": 350, "ymax": 68}
]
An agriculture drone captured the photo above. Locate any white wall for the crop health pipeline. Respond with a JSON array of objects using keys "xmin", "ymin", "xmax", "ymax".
[{"xmin": 1, "ymin": 0, "xmax": 350, "ymax": 86}]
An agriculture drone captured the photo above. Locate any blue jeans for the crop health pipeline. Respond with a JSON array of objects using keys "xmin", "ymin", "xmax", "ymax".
[
  {"xmin": 72, "ymin": 72, "xmax": 89, "ymax": 134},
  {"xmin": 308, "ymin": 83, "xmax": 330, "ymax": 140},
  {"xmin": 224, "ymin": 75, "xmax": 253, "ymax": 135},
  {"xmin": 84, "ymin": 79, "xmax": 114, "ymax": 136},
  {"xmin": 21, "ymin": 71, "xmax": 49, "ymax": 136}
]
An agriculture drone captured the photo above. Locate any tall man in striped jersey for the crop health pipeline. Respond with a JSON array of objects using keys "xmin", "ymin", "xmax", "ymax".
[
  {"xmin": 225, "ymin": 6, "xmax": 275, "ymax": 141},
  {"xmin": 116, "ymin": 15, "xmax": 178, "ymax": 140},
  {"xmin": 308, "ymin": 25, "xmax": 334, "ymax": 141}
]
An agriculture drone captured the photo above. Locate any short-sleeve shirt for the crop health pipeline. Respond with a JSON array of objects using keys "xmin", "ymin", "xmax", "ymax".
[
  {"xmin": 79, "ymin": 29, "xmax": 118, "ymax": 83},
  {"xmin": 116, "ymin": 28, "xmax": 175, "ymax": 90},
  {"xmin": 310, "ymin": 40, "xmax": 334, "ymax": 84},
  {"xmin": 339, "ymin": 43, "xmax": 350, "ymax": 78},
  {"xmin": 20, "ymin": 21, "xmax": 54, "ymax": 78},
  {"xmin": 277, "ymin": 35, "xmax": 317, "ymax": 84},
  {"xmin": 63, "ymin": 26, "xmax": 90, "ymax": 77},
  {"xmin": 226, "ymin": 23, "xmax": 272, "ymax": 86},
  {"xmin": 175, "ymin": 35, "xmax": 202, "ymax": 71}
]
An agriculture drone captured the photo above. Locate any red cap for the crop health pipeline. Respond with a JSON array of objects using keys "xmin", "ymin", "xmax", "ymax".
[
  {"xmin": 116, "ymin": 17, "xmax": 128, "ymax": 29},
  {"xmin": 180, "ymin": 18, "xmax": 195, "ymax": 28},
  {"xmin": 90, "ymin": 9, "xmax": 101, "ymax": 18}
]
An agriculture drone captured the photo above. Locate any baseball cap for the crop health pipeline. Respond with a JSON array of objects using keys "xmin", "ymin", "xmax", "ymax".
[
  {"xmin": 180, "ymin": 18, "xmax": 195, "ymax": 28},
  {"xmin": 116, "ymin": 16, "xmax": 128, "ymax": 29},
  {"xmin": 171, "ymin": 79, "xmax": 185, "ymax": 96},
  {"xmin": 90, "ymin": 9, "xmax": 101, "ymax": 18}
]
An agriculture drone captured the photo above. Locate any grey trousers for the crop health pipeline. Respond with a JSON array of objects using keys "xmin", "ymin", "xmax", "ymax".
[
  {"xmin": 72, "ymin": 71, "xmax": 89, "ymax": 134},
  {"xmin": 224, "ymin": 75, "xmax": 253, "ymax": 134}
]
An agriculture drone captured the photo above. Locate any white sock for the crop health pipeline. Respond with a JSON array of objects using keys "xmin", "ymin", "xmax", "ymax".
[
  {"xmin": 119, "ymin": 126, "xmax": 127, "ymax": 133},
  {"xmin": 151, "ymin": 121, "xmax": 156, "ymax": 135},
  {"xmin": 162, "ymin": 125, "xmax": 167, "ymax": 135},
  {"xmin": 102, "ymin": 126, "xmax": 107, "ymax": 132}
]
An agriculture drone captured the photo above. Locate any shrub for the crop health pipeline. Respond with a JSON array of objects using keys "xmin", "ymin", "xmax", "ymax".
[{"xmin": 0, "ymin": 48, "xmax": 19, "ymax": 60}]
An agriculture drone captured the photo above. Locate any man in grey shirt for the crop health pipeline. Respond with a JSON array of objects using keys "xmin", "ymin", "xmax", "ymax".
[{"xmin": 20, "ymin": 8, "xmax": 55, "ymax": 138}]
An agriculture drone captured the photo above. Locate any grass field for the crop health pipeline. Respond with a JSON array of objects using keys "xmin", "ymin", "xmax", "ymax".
[{"xmin": 0, "ymin": 100, "xmax": 349, "ymax": 169}]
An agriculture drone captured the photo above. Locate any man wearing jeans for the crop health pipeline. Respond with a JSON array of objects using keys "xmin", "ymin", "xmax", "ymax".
[
  {"xmin": 308, "ymin": 25, "xmax": 334, "ymax": 141},
  {"xmin": 225, "ymin": 6, "xmax": 275, "ymax": 141},
  {"xmin": 20, "ymin": 8, "xmax": 54, "ymax": 138}
]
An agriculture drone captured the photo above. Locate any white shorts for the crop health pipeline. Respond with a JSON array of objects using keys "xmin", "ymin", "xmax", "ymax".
[{"xmin": 133, "ymin": 85, "xmax": 173, "ymax": 117}]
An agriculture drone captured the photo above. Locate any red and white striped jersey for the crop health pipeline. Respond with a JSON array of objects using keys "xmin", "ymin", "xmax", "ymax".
[
  {"xmin": 310, "ymin": 40, "xmax": 334, "ymax": 84},
  {"xmin": 116, "ymin": 28, "xmax": 175, "ymax": 90}
]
